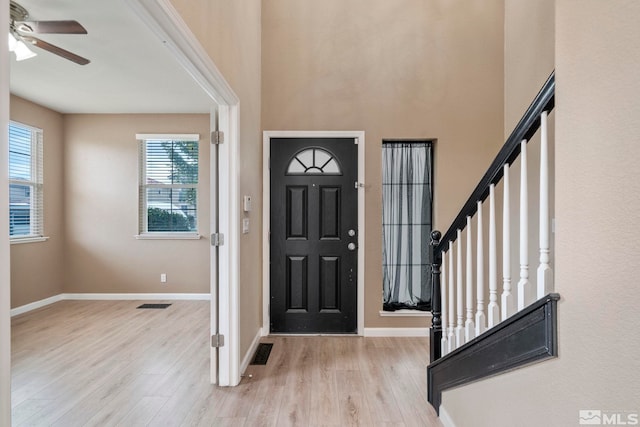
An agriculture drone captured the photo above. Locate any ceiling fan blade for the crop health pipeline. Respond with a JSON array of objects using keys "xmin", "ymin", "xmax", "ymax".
[
  {"xmin": 15, "ymin": 20, "xmax": 87, "ymax": 34},
  {"xmin": 22, "ymin": 36, "xmax": 90, "ymax": 65}
]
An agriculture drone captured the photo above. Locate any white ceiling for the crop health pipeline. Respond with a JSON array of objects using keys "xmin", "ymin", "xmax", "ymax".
[{"xmin": 9, "ymin": 0, "xmax": 213, "ymax": 114}]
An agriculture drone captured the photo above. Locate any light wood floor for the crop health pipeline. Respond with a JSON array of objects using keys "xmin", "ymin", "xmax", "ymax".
[{"xmin": 11, "ymin": 300, "xmax": 441, "ymax": 426}]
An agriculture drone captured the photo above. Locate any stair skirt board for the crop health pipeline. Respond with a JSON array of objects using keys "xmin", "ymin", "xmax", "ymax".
[
  {"xmin": 427, "ymin": 293, "xmax": 560, "ymax": 413},
  {"xmin": 10, "ymin": 293, "xmax": 211, "ymax": 317}
]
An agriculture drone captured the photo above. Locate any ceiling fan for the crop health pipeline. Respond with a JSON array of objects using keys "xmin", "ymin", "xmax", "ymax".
[{"xmin": 9, "ymin": 0, "xmax": 90, "ymax": 65}]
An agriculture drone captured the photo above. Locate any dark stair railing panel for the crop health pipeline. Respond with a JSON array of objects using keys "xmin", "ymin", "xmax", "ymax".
[{"xmin": 427, "ymin": 293, "xmax": 560, "ymax": 413}]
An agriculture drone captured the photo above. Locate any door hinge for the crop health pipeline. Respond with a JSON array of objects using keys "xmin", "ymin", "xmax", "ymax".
[
  {"xmin": 211, "ymin": 130, "xmax": 224, "ymax": 144},
  {"xmin": 211, "ymin": 233, "xmax": 224, "ymax": 246},
  {"xmin": 211, "ymin": 334, "xmax": 225, "ymax": 348}
]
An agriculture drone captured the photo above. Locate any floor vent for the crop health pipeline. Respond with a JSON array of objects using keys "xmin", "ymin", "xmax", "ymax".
[
  {"xmin": 137, "ymin": 303, "xmax": 172, "ymax": 309},
  {"xmin": 250, "ymin": 343, "xmax": 274, "ymax": 365}
]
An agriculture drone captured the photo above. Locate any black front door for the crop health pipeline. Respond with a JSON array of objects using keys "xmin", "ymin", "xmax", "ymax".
[{"xmin": 270, "ymin": 137, "xmax": 358, "ymax": 333}]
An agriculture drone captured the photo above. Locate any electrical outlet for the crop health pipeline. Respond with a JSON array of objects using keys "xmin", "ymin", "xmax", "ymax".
[{"xmin": 160, "ymin": 273, "xmax": 167, "ymax": 283}]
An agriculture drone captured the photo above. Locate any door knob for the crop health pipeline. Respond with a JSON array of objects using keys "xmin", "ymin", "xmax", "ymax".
[{"xmin": 348, "ymin": 242, "xmax": 357, "ymax": 251}]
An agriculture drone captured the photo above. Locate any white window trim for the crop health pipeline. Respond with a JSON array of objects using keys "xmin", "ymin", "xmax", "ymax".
[
  {"xmin": 137, "ymin": 134, "xmax": 201, "ymax": 237},
  {"xmin": 135, "ymin": 133, "xmax": 199, "ymax": 141},
  {"xmin": 8, "ymin": 120, "xmax": 45, "ymax": 242},
  {"xmin": 378, "ymin": 309, "xmax": 431, "ymax": 317},
  {"xmin": 10, "ymin": 236, "xmax": 49, "ymax": 245},
  {"xmin": 135, "ymin": 232, "xmax": 201, "ymax": 240}
]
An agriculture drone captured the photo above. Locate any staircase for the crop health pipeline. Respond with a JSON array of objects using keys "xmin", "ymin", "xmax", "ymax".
[{"xmin": 427, "ymin": 71, "xmax": 559, "ymax": 414}]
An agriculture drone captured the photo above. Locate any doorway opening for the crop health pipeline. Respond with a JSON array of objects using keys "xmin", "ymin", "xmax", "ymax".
[{"xmin": 122, "ymin": 0, "xmax": 242, "ymax": 385}]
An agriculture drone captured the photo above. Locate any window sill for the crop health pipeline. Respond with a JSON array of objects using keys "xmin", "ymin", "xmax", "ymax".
[
  {"xmin": 10, "ymin": 236, "xmax": 50, "ymax": 245},
  {"xmin": 135, "ymin": 233, "xmax": 201, "ymax": 240},
  {"xmin": 379, "ymin": 309, "xmax": 432, "ymax": 317}
]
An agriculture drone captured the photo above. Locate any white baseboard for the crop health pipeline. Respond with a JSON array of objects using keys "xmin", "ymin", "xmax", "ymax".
[
  {"xmin": 10, "ymin": 294, "xmax": 64, "ymax": 317},
  {"xmin": 363, "ymin": 327, "xmax": 430, "ymax": 337},
  {"xmin": 240, "ymin": 328, "xmax": 263, "ymax": 375},
  {"xmin": 11, "ymin": 293, "xmax": 211, "ymax": 317},
  {"xmin": 63, "ymin": 293, "xmax": 210, "ymax": 301},
  {"xmin": 439, "ymin": 404, "xmax": 457, "ymax": 427}
]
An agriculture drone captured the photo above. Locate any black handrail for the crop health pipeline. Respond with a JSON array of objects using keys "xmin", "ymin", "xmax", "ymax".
[{"xmin": 435, "ymin": 71, "xmax": 555, "ymax": 254}]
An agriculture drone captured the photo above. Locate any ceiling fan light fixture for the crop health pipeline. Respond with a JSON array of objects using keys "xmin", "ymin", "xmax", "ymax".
[
  {"xmin": 8, "ymin": 32, "xmax": 17, "ymax": 52},
  {"xmin": 13, "ymin": 38, "xmax": 37, "ymax": 61}
]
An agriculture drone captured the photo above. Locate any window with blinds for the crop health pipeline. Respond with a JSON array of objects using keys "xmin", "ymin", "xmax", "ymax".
[
  {"xmin": 8, "ymin": 121, "xmax": 44, "ymax": 240},
  {"xmin": 138, "ymin": 134, "xmax": 200, "ymax": 235}
]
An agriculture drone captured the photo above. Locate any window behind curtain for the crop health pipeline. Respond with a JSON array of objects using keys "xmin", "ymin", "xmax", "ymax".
[
  {"xmin": 138, "ymin": 135, "xmax": 199, "ymax": 235},
  {"xmin": 8, "ymin": 121, "xmax": 43, "ymax": 239},
  {"xmin": 382, "ymin": 141, "xmax": 433, "ymax": 311}
]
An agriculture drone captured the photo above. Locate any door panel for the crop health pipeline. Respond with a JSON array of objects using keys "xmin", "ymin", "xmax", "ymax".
[
  {"xmin": 319, "ymin": 187, "xmax": 340, "ymax": 239},
  {"xmin": 320, "ymin": 256, "xmax": 340, "ymax": 311},
  {"xmin": 286, "ymin": 186, "xmax": 308, "ymax": 239},
  {"xmin": 270, "ymin": 138, "xmax": 357, "ymax": 333},
  {"xmin": 286, "ymin": 255, "xmax": 308, "ymax": 311}
]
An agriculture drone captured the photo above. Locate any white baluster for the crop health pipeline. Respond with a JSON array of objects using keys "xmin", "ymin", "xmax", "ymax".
[
  {"xmin": 488, "ymin": 184, "xmax": 499, "ymax": 328},
  {"xmin": 448, "ymin": 243, "xmax": 455, "ymax": 352},
  {"xmin": 441, "ymin": 248, "xmax": 448, "ymax": 356},
  {"xmin": 501, "ymin": 164, "xmax": 515, "ymax": 320},
  {"xmin": 475, "ymin": 201, "xmax": 486, "ymax": 336},
  {"xmin": 465, "ymin": 217, "xmax": 475, "ymax": 341},
  {"xmin": 455, "ymin": 231, "xmax": 464, "ymax": 347},
  {"xmin": 537, "ymin": 111, "xmax": 554, "ymax": 298},
  {"xmin": 518, "ymin": 140, "xmax": 533, "ymax": 310}
]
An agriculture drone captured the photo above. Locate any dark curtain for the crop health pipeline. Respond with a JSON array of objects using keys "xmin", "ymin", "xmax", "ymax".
[{"xmin": 382, "ymin": 142, "xmax": 433, "ymax": 311}]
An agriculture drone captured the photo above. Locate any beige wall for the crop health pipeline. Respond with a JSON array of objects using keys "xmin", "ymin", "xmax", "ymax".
[
  {"xmin": 63, "ymin": 114, "xmax": 210, "ymax": 295},
  {"xmin": 441, "ymin": 1, "xmax": 640, "ymax": 426},
  {"xmin": 8, "ymin": 101, "xmax": 214, "ymax": 303},
  {"xmin": 10, "ymin": 95, "xmax": 65, "ymax": 308},
  {"xmin": 262, "ymin": 0, "xmax": 505, "ymax": 328},
  {"xmin": 504, "ymin": 0, "xmax": 555, "ymax": 135},
  {"xmin": 169, "ymin": 0, "xmax": 263, "ymax": 356}
]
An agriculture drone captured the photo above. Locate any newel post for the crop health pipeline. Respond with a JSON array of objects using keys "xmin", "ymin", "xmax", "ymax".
[{"xmin": 430, "ymin": 230, "xmax": 443, "ymax": 363}]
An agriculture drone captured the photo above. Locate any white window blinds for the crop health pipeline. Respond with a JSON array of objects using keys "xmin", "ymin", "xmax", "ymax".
[
  {"xmin": 138, "ymin": 134, "xmax": 200, "ymax": 235},
  {"xmin": 8, "ymin": 121, "xmax": 44, "ymax": 239}
]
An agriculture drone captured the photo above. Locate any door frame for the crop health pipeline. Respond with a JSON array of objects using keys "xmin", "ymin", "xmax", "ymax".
[
  {"xmin": 128, "ymin": 0, "xmax": 241, "ymax": 386},
  {"xmin": 262, "ymin": 131, "xmax": 365, "ymax": 336},
  {"xmin": 1, "ymin": 0, "xmax": 10, "ymax": 423}
]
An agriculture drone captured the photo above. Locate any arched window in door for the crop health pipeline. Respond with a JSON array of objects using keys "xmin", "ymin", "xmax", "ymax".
[{"xmin": 286, "ymin": 147, "xmax": 342, "ymax": 175}]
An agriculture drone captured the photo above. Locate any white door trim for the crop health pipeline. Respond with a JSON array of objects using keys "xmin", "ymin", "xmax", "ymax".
[
  {"xmin": 1, "ymin": 0, "xmax": 11, "ymax": 423},
  {"xmin": 262, "ymin": 131, "xmax": 365, "ymax": 336},
  {"xmin": 127, "ymin": 0, "xmax": 241, "ymax": 386}
]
